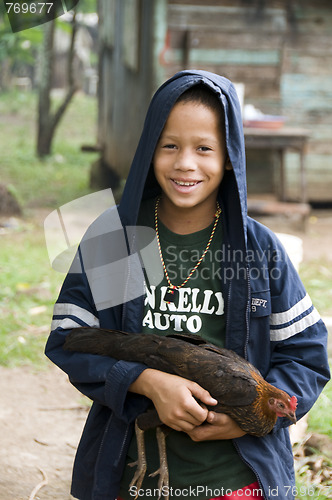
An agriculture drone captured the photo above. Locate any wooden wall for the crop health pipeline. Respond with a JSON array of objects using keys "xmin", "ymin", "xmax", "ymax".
[
  {"xmin": 163, "ymin": 0, "xmax": 332, "ymax": 201},
  {"xmin": 97, "ymin": 0, "xmax": 166, "ymax": 181}
]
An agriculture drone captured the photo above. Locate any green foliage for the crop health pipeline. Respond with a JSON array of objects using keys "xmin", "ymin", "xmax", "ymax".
[
  {"xmin": 77, "ymin": 0, "xmax": 97, "ymax": 13},
  {"xmin": 0, "ymin": 0, "xmax": 97, "ymax": 90},
  {"xmin": 300, "ymin": 261, "xmax": 332, "ymax": 317},
  {"xmin": 0, "ymin": 15, "xmax": 43, "ymax": 65},
  {"xmin": 308, "ymin": 383, "xmax": 332, "ymax": 439}
]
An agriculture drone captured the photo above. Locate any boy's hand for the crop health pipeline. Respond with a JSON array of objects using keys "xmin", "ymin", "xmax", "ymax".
[
  {"xmin": 187, "ymin": 411, "xmax": 246, "ymax": 441},
  {"xmin": 129, "ymin": 369, "xmax": 217, "ymax": 432}
]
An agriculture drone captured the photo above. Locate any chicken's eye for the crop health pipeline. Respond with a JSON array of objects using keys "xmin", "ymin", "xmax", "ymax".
[{"xmin": 277, "ymin": 402, "xmax": 285, "ymax": 410}]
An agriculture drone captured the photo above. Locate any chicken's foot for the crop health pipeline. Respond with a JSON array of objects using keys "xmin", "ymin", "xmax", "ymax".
[
  {"xmin": 128, "ymin": 421, "xmax": 147, "ymax": 497},
  {"xmin": 149, "ymin": 426, "xmax": 169, "ymax": 500}
]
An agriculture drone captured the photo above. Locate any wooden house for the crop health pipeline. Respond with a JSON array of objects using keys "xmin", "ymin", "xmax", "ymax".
[{"xmin": 97, "ymin": 0, "xmax": 332, "ymax": 202}]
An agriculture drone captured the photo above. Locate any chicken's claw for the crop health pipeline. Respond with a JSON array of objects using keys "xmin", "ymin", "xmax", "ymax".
[
  {"xmin": 128, "ymin": 422, "xmax": 147, "ymax": 498},
  {"xmin": 148, "ymin": 426, "xmax": 169, "ymax": 500},
  {"xmin": 128, "ymin": 459, "xmax": 147, "ymax": 497}
]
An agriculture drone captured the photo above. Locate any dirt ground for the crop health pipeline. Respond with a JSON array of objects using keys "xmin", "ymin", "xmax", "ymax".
[
  {"xmin": 0, "ymin": 364, "xmax": 88, "ymax": 500},
  {"xmin": 0, "ymin": 209, "xmax": 331, "ymax": 500}
]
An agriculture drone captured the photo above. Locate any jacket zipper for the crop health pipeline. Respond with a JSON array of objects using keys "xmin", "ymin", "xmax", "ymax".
[
  {"xmin": 225, "ymin": 280, "xmax": 232, "ymax": 348},
  {"xmin": 121, "ymin": 228, "xmax": 145, "ymax": 331},
  {"xmin": 244, "ymin": 264, "xmax": 251, "ymax": 360},
  {"xmin": 121, "ymin": 226, "xmax": 136, "ymax": 330},
  {"xmin": 114, "ymin": 424, "xmax": 130, "ymax": 469},
  {"xmin": 232, "ymin": 441, "xmax": 266, "ymax": 499},
  {"xmin": 93, "ymin": 413, "xmax": 113, "ymax": 497},
  {"xmin": 94, "ymin": 418, "xmax": 131, "ymax": 498}
]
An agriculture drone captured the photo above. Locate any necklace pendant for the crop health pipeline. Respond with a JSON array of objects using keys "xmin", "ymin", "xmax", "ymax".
[{"xmin": 164, "ymin": 286, "xmax": 179, "ymax": 304}]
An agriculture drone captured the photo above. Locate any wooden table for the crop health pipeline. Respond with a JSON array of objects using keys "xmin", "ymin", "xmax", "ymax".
[{"xmin": 244, "ymin": 127, "xmax": 310, "ymax": 203}]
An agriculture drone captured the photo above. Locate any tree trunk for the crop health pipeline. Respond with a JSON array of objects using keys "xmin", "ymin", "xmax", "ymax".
[
  {"xmin": 37, "ymin": 14, "xmax": 79, "ymax": 158},
  {"xmin": 37, "ymin": 20, "xmax": 54, "ymax": 157}
]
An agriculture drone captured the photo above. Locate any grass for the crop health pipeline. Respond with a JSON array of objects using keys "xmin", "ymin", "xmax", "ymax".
[
  {"xmin": 300, "ymin": 260, "xmax": 332, "ymax": 318},
  {"xmin": 0, "ymin": 88, "xmax": 98, "ymax": 367},
  {"xmin": 0, "ymin": 89, "xmax": 98, "ymax": 209},
  {"xmin": 307, "ymin": 385, "xmax": 332, "ymax": 439},
  {"xmin": 0, "ymin": 219, "xmax": 65, "ymax": 367}
]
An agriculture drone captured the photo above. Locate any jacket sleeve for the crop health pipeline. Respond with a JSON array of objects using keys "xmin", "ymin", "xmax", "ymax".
[
  {"xmin": 45, "ymin": 250, "xmax": 150, "ymax": 424},
  {"xmin": 264, "ymin": 235, "xmax": 330, "ymax": 431}
]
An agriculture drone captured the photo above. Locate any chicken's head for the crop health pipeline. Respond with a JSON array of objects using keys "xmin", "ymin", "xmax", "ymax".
[{"xmin": 268, "ymin": 394, "xmax": 297, "ymax": 424}]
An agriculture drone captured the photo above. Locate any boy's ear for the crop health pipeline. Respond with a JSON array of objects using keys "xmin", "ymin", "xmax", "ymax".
[{"xmin": 225, "ymin": 156, "xmax": 232, "ymax": 171}]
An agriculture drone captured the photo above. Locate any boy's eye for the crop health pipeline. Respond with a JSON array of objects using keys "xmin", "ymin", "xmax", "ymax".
[
  {"xmin": 163, "ymin": 144, "xmax": 177, "ymax": 149},
  {"xmin": 198, "ymin": 146, "xmax": 212, "ymax": 152}
]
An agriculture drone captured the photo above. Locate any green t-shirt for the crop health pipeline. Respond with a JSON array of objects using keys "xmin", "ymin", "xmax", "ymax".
[{"xmin": 119, "ymin": 198, "xmax": 255, "ymax": 500}]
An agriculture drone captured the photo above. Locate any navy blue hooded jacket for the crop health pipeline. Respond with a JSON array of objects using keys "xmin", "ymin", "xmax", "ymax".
[{"xmin": 45, "ymin": 70, "xmax": 330, "ymax": 500}]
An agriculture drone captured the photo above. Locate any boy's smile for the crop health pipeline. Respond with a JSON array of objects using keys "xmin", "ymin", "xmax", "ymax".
[
  {"xmin": 171, "ymin": 178, "xmax": 202, "ymax": 192},
  {"xmin": 153, "ymin": 99, "xmax": 228, "ymax": 231}
]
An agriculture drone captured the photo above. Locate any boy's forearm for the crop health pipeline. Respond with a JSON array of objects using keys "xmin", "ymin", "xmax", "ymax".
[{"xmin": 129, "ymin": 368, "xmax": 158, "ymax": 398}]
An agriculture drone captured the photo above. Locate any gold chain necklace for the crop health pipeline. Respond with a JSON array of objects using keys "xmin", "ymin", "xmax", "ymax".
[{"xmin": 154, "ymin": 196, "xmax": 222, "ymax": 303}]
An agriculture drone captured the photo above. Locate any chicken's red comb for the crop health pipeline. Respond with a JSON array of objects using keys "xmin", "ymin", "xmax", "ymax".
[{"xmin": 290, "ymin": 396, "xmax": 298, "ymax": 411}]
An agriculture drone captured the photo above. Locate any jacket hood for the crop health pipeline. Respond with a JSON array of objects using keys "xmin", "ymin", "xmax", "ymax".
[{"xmin": 118, "ymin": 70, "xmax": 247, "ymax": 246}]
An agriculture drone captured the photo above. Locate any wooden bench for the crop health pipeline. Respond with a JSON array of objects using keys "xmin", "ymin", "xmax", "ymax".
[{"xmin": 247, "ymin": 199, "xmax": 311, "ymax": 231}]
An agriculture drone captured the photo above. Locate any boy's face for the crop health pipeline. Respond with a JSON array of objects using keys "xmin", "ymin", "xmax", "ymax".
[{"xmin": 153, "ymin": 100, "xmax": 228, "ymax": 213}]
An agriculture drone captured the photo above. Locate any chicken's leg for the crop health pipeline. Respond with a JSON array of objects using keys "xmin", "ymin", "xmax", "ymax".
[
  {"xmin": 149, "ymin": 426, "xmax": 169, "ymax": 500},
  {"xmin": 128, "ymin": 420, "xmax": 147, "ymax": 495}
]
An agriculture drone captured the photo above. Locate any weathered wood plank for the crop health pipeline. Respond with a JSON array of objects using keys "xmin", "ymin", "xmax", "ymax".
[
  {"xmin": 247, "ymin": 199, "xmax": 310, "ymax": 217},
  {"xmin": 168, "ymin": 0, "xmax": 291, "ymax": 9},
  {"xmin": 293, "ymin": 7, "xmax": 332, "ymax": 35},
  {"xmin": 169, "ymin": 47, "xmax": 280, "ymax": 66},
  {"xmin": 308, "ymin": 142, "xmax": 332, "ymax": 155},
  {"xmin": 168, "ymin": 0, "xmax": 244, "ymax": 5},
  {"xmin": 165, "ymin": 63, "xmax": 281, "ymax": 86},
  {"xmin": 169, "ymin": 30, "xmax": 285, "ymax": 51},
  {"xmin": 282, "ymin": 52, "xmax": 332, "ymax": 77},
  {"xmin": 286, "ymin": 33, "xmax": 332, "ymax": 53},
  {"xmin": 168, "ymin": 4, "xmax": 288, "ymax": 33},
  {"xmin": 168, "ymin": 0, "xmax": 332, "ymax": 11},
  {"xmin": 281, "ymin": 74, "xmax": 332, "ymax": 113}
]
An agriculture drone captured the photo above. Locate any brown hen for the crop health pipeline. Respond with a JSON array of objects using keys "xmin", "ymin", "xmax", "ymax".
[{"xmin": 64, "ymin": 328, "xmax": 297, "ymax": 497}]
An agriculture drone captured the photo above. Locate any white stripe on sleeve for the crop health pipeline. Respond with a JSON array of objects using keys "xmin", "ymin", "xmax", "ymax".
[
  {"xmin": 52, "ymin": 302, "xmax": 99, "ymax": 331},
  {"xmin": 51, "ymin": 317, "xmax": 88, "ymax": 331},
  {"xmin": 270, "ymin": 293, "xmax": 312, "ymax": 326},
  {"xmin": 270, "ymin": 308, "xmax": 320, "ymax": 341}
]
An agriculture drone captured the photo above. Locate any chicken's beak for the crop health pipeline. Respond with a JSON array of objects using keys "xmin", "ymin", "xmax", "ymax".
[{"xmin": 286, "ymin": 411, "xmax": 297, "ymax": 424}]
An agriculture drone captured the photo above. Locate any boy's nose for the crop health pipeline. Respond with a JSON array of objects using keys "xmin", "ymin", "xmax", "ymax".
[{"xmin": 174, "ymin": 150, "xmax": 196, "ymax": 171}]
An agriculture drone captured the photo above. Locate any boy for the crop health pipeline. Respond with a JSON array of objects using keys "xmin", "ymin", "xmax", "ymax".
[{"xmin": 45, "ymin": 70, "xmax": 330, "ymax": 500}]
